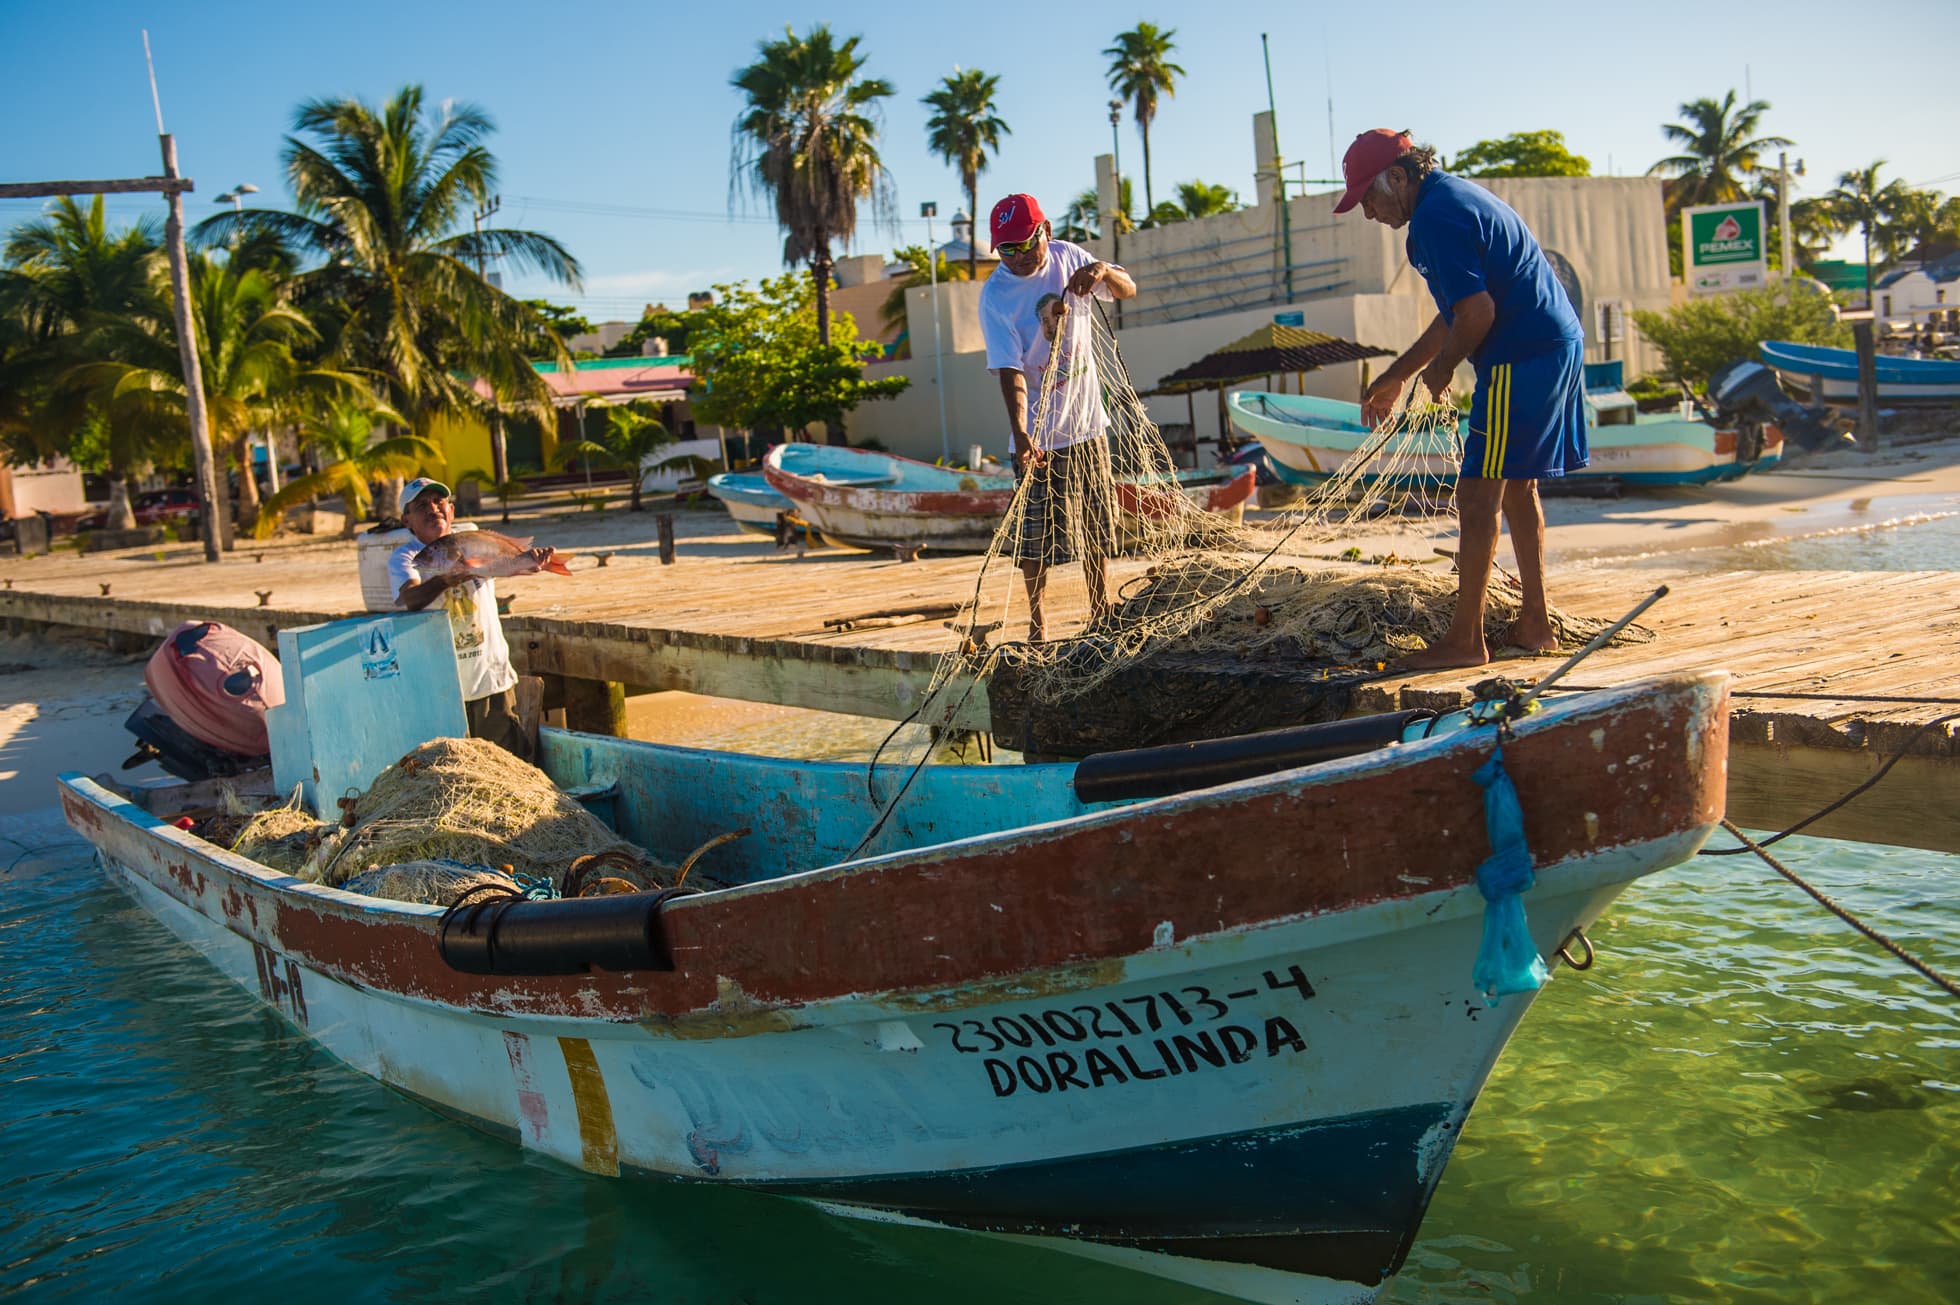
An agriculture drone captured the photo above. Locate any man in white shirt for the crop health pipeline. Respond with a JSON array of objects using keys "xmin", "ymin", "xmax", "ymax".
[
  {"xmin": 387, "ymin": 476, "xmax": 554, "ymax": 758},
  {"xmin": 978, "ymin": 192, "xmax": 1137, "ymax": 643}
]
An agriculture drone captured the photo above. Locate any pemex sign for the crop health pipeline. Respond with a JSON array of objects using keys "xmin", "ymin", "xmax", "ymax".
[{"xmin": 1683, "ymin": 201, "xmax": 1767, "ymax": 296}]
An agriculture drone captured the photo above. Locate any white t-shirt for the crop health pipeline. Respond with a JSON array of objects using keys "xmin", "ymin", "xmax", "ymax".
[
  {"xmin": 386, "ymin": 523, "xmax": 516, "ymax": 702},
  {"xmin": 980, "ymin": 239, "xmax": 1122, "ymax": 450}
]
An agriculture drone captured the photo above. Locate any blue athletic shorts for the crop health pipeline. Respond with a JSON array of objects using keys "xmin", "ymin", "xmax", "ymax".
[{"xmin": 1460, "ymin": 339, "xmax": 1589, "ymax": 481}]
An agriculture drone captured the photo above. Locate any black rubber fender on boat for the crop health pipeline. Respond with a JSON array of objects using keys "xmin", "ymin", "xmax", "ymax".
[
  {"xmin": 1071, "ymin": 709, "xmax": 1437, "ymax": 805},
  {"xmin": 438, "ymin": 887, "xmax": 697, "ymax": 976}
]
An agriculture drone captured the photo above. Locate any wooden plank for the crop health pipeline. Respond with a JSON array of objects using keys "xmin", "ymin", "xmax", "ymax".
[{"xmin": 0, "ymin": 176, "xmax": 194, "ymax": 198}]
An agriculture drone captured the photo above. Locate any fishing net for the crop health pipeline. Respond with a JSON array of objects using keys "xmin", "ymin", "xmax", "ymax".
[
  {"xmin": 849, "ymin": 300, "xmax": 1651, "ymax": 846},
  {"xmin": 231, "ymin": 789, "xmax": 330, "ymax": 875},
  {"xmin": 340, "ymin": 860, "xmax": 518, "ymax": 906},
  {"xmin": 304, "ymin": 737, "xmax": 649, "ymax": 888}
]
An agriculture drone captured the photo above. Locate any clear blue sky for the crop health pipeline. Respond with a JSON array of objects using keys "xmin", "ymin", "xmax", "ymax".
[{"xmin": 4, "ymin": 0, "xmax": 1955, "ymax": 323}]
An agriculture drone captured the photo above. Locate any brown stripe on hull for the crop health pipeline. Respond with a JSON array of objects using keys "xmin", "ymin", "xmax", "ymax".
[{"xmin": 73, "ymin": 675, "xmax": 1728, "ymax": 1023}]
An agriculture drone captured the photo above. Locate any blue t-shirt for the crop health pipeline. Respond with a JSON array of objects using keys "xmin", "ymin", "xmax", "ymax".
[{"xmin": 1404, "ymin": 171, "xmax": 1584, "ymax": 368}]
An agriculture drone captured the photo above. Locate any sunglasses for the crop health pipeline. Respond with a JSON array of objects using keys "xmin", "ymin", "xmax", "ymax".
[{"xmin": 996, "ymin": 227, "xmax": 1045, "ymax": 257}]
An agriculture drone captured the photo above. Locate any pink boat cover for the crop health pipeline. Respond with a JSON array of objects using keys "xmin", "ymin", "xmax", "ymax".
[{"xmin": 144, "ymin": 621, "xmax": 286, "ymax": 756}]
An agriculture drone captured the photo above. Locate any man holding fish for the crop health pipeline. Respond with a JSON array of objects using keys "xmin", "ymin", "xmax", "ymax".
[{"xmin": 388, "ymin": 477, "xmax": 570, "ymax": 758}]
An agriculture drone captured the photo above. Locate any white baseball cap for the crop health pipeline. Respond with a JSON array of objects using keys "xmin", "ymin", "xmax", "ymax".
[{"xmin": 398, "ymin": 477, "xmax": 452, "ymax": 514}]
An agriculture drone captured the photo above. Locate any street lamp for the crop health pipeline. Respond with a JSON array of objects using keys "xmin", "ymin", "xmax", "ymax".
[
  {"xmin": 213, "ymin": 182, "xmax": 259, "ymax": 213},
  {"xmin": 921, "ymin": 202, "xmax": 950, "ymax": 464}
]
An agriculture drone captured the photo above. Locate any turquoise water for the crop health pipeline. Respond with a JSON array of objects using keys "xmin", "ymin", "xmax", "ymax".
[
  {"xmin": 1617, "ymin": 510, "xmax": 1960, "ymax": 572},
  {"xmin": 4, "ymin": 807, "xmax": 1955, "ymax": 1303}
]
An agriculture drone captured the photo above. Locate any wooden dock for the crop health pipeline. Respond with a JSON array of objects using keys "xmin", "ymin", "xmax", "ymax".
[{"xmin": 6, "ymin": 526, "xmax": 1956, "ymax": 853}]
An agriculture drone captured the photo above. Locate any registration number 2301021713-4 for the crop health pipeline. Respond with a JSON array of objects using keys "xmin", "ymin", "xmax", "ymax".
[{"xmin": 932, "ymin": 964, "xmax": 1317, "ymax": 1099}]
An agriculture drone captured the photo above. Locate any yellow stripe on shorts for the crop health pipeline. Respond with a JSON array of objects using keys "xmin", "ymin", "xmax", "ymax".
[{"xmin": 1484, "ymin": 363, "xmax": 1510, "ymax": 480}]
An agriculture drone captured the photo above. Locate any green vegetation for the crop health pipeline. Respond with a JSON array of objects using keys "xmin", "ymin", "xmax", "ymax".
[
  {"xmin": 551, "ymin": 401, "xmax": 675, "ymax": 512},
  {"xmin": 1103, "ymin": 23, "xmax": 1184, "ymax": 215},
  {"xmin": 1629, "ymin": 284, "xmax": 1848, "ymax": 390},
  {"xmin": 1453, "ymin": 130, "xmax": 1590, "ymax": 178},
  {"xmin": 730, "ymin": 25, "xmax": 894, "ymax": 349},
  {"xmin": 254, "ymin": 394, "xmax": 426, "ymax": 538},
  {"xmin": 1648, "ymin": 90, "xmax": 1792, "ymax": 214},
  {"xmin": 922, "ymin": 68, "xmax": 1009, "ymax": 278},
  {"xmin": 1174, "ymin": 181, "xmax": 1239, "ymax": 220},
  {"xmin": 878, "ymin": 245, "xmax": 972, "ymax": 341},
  {"xmin": 455, "ymin": 467, "xmax": 526, "ymax": 523},
  {"xmin": 688, "ymin": 272, "xmax": 907, "ymax": 438}
]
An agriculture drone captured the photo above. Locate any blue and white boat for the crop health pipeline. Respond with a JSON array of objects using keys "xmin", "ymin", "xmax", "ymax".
[
  {"xmin": 1230, "ymin": 362, "xmax": 1784, "ymax": 491},
  {"xmin": 1760, "ymin": 339, "xmax": 1960, "ymax": 402},
  {"xmin": 60, "ymin": 628, "xmax": 1731, "ymax": 1304},
  {"xmin": 706, "ymin": 444, "xmax": 829, "ymax": 536}
]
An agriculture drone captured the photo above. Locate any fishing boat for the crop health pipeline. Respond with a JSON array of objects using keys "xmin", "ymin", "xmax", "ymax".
[
  {"xmin": 764, "ymin": 443, "xmax": 1256, "ymax": 553},
  {"xmin": 706, "ymin": 445, "xmax": 834, "ymax": 536},
  {"xmin": 1231, "ymin": 361, "xmax": 1785, "ymax": 491},
  {"xmin": 61, "ymin": 646, "xmax": 1730, "ymax": 1305},
  {"xmin": 1760, "ymin": 339, "xmax": 1960, "ymax": 402}
]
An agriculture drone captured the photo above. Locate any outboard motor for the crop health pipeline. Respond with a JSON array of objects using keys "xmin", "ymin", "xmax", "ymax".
[
  {"xmin": 122, "ymin": 621, "xmax": 285, "ymax": 781},
  {"xmin": 1707, "ymin": 358, "xmax": 1852, "ymax": 455}
]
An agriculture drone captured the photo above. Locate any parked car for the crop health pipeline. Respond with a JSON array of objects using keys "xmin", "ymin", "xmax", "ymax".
[{"xmin": 77, "ymin": 488, "xmax": 203, "ymax": 531}]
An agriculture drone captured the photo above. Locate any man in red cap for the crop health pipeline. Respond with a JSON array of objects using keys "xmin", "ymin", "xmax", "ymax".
[
  {"xmin": 979, "ymin": 192, "xmax": 1137, "ymax": 642},
  {"xmin": 1335, "ymin": 129, "xmax": 1587, "ymax": 669}
]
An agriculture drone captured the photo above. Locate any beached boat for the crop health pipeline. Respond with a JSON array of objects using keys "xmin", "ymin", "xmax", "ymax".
[
  {"xmin": 1760, "ymin": 339, "xmax": 1960, "ymax": 402},
  {"xmin": 706, "ymin": 446, "xmax": 834, "ymax": 536},
  {"xmin": 764, "ymin": 444, "xmax": 1256, "ymax": 553},
  {"xmin": 62, "ymin": 668, "xmax": 1729, "ymax": 1304},
  {"xmin": 1231, "ymin": 362, "xmax": 1784, "ymax": 491}
]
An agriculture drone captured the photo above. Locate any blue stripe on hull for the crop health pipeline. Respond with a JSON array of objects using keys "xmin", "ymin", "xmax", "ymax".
[{"xmin": 752, "ymin": 1103, "xmax": 1456, "ymax": 1283}]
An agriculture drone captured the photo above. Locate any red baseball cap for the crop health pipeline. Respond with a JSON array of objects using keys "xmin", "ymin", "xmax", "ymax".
[
  {"xmin": 989, "ymin": 193, "xmax": 1046, "ymax": 244},
  {"xmin": 1333, "ymin": 129, "xmax": 1415, "ymax": 214}
]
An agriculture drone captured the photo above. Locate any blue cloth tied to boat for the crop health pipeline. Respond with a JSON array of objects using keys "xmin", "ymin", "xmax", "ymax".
[{"xmin": 1471, "ymin": 747, "xmax": 1551, "ymax": 1002}]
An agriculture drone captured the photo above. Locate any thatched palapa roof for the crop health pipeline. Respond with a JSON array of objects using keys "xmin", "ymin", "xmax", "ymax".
[{"xmin": 1149, "ymin": 323, "xmax": 1395, "ymax": 394}]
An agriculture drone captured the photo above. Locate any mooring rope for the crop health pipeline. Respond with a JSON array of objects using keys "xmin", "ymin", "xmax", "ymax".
[{"xmin": 1718, "ymin": 818, "xmax": 1960, "ymax": 1002}]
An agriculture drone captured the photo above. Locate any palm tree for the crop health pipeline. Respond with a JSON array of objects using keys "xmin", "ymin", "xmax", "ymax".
[
  {"xmin": 731, "ymin": 25, "xmax": 896, "ymax": 350},
  {"xmin": 1648, "ymin": 90, "xmax": 1792, "ymax": 214},
  {"xmin": 254, "ymin": 393, "xmax": 426, "ymax": 538},
  {"xmin": 551, "ymin": 401, "xmax": 676, "ymax": 512},
  {"xmin": 922, "ymin": 68, "xmax": 1009, "ymax": 278},
  {"xmin": 455, "ymin": 466, "xmax": 526, "ymax": 523},
  {"xmin": 1175, "ymin": 180, "xmax": 1239, "ymax": 221},
  {"xmin": 1103, "ymin": 23, "xmax": 1185, "ymax": 215},
  {"xmin": 878, "ymin": 245, "xmax": 972, "ymax": 341},
  {"xmin": 1789, "ymin": 197, "xmax": 1846, "ymax": 269},
  {"xmin": 198, "ymin": 85, "xmax": 582, "ymax": 483},
  {"xmin": 1826, "ymin": 162, "xmax": 1915, "ymax": 302},
  {"xmin": 69, "ymin": 254, "xmax": 356, "ymax": 531},
  {"xmin": 2, "ymin": 197, "xmax": 165, "ymax": 530},
  {"xmin": 1064, "ymin": 181, "xmax": 1136, "ymax": 242}
]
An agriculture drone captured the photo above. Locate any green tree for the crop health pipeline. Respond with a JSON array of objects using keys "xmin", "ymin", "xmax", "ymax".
[
  {"xmin": 1453, "ymin": 130, "xmax": 1591, "ymax": 178},
  {"xmin": 1, "ymin": 197, "xmax": 167, "ymax": 530},
  {"xmin": 689, "ymin": 272, "xmax": 908, "ymax": 437},
  {"xmin": 1825, "ymin": 162, "xmax": 1914, "ymax": 301},
  {"xmin": 878, "ymin": 245, "xmax": 972, "ymax": 340},
  {"xmin": 68, "ymin": 255, "xmax": 365, "ymax": 531},
  {"xmin": 552, "ymin": 400, "xmax": 676, "ymax": 512},
  {"xmin": 1144, "ymin": 201, "xmax": 1185, "ymax": 228},
  {"xmin": 1064, "ymin": 180, "xmax": 1135, "ymax": 241},
  {"xmin": 1879, "ymin": 189, "xmax": 1960, "ymax": 261},
  {"xmin": 199, "ymin": 85, "xmax": 582, "ymax": 480},
  {"xmin": 609, "ymin": 305, "xmax": 694, "ymax": 358},
  {"xmin": 1103, "ymin": 23, "xmax": 1184, "ymax": 215},
  {"xmin": 1649, "ymin": 90, "xmax": 1792, "ymax": 214},
  {"xmin": 1629, "ymin": 283, "xmax": 1849, "ymax": 390},
  {"xmin": 731, "ymin": 25, "xmax": 895, "ymax": 351},
  {"xmin": 454, "ymin": 466, "xmax": 526, "ymax": 523},
  {"xmin": 922, "ymin": 67, "xmax": 1009, "ymax": 279},
  {"xmin": 254, "ymin": 393, "xmax": 428, "ymax": 538},
  {"xmin": 1175, "ymin": 180, "xmax": 1239, "ymax": 220}
]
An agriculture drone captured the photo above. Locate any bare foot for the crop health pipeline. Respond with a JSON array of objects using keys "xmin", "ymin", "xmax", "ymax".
[
  {"xmin": 1394, "ymin": 640, "xmax": 1491, "ymax": 672},
  {"xmin": 1503, "ymin": 618, "xmax": 1559, "ymax": 655}
]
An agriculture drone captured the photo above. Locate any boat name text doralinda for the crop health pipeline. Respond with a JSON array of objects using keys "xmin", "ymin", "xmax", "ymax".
[{"xmin": 933, "ymin": 965, "xmax": 1318, "ymax": 1097}]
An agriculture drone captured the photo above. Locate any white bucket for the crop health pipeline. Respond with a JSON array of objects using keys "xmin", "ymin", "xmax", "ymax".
[{"xmin": 967, "ymin": 443, "xmax": 984, "ymax": 470}]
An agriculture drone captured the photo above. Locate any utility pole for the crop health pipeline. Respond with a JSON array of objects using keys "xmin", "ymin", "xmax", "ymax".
[
  {"xmin": 1108, "ymin": 100, "xmax": 1125, "ymax": 327},
  {"xmin": 922, "ymin": 202, "xmax": 949, "ymax": 463},
  {"xmin": 473, "ymin": 195, "xmax": 510, "ymax": 484},
  {"xmin": 1264, "ymin": 34, "xmax": 1295, "ymax": 304},
  {"xmin": 1776, "ymin": 152, "xmax": 1804, "ymax": 279}
]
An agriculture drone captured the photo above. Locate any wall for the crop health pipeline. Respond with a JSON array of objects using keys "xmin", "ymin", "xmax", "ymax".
[{"xmin": 0, "ymin": 460, "xmax": 87, "ymax": 517}]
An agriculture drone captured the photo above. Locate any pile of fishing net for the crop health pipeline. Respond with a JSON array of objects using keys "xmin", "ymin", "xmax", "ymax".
[{"xmin": 230, "ymin": 737, "xmax": 651, "ymax": 891}]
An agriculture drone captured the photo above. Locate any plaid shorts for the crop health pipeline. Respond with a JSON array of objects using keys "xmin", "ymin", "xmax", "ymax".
[{"xmin": 1014, "ymin": 438, "xmax": 1118, "ymax": 566}]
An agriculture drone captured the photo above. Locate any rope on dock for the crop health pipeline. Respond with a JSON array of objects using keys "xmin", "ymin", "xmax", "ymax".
[{"xmin": 1718, "ymin": 818, "xmax": 1960, "ymax": 1002}]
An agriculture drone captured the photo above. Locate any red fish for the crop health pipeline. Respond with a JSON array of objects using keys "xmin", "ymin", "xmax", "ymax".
[{"xmin": 412, "ymin": 529, "xmax": 573, "ymax": 579}]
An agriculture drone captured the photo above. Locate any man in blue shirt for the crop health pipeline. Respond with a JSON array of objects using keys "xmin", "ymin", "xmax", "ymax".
[{"xmin": 1336, "ymin": 128, "xmax": 1587, "ymax": 669}]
